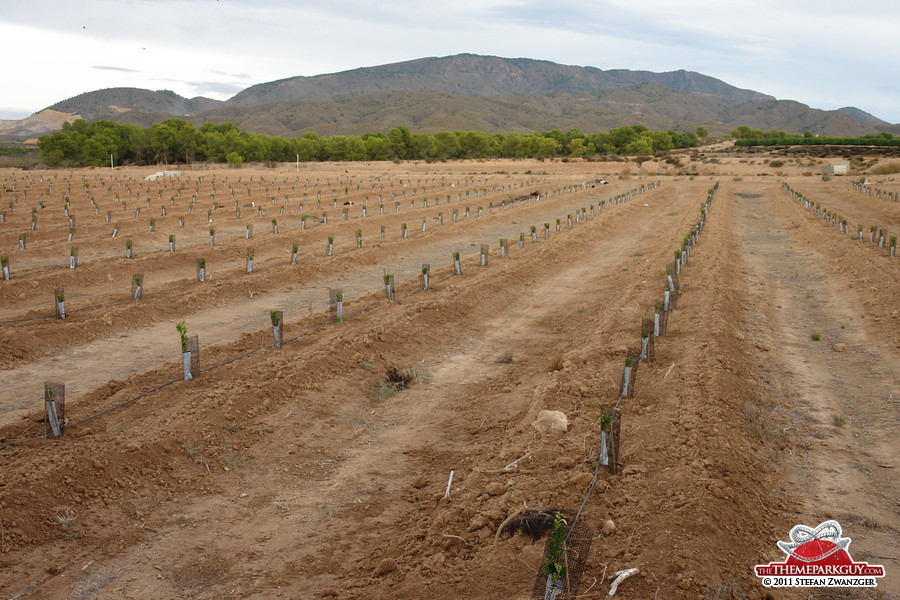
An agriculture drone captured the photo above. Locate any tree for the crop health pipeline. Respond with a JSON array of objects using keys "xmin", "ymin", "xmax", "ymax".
[
  {"xmin": 364, "ymin": 135, "xmax": 392, "ymax": 161},
  {"xmin": 433, "ymin": 131, "xmax": 460, "ymax": 159},
  {"xmin": 387, "ymin": 125, "xmax": 413, "ymax": 160},
  {"xmin": 624, "ymin": 133, "xmax": 653, "ymax": 155},
  {"xmin": 568, "ymin": 138, "xmax": 586, "ymax": 157},
  {"xmin": 649, "ymin": 130, "xmax": 674, "ymax": 153},
  {"xmin": 226, "ymin": 151, "xmax": 243, "ymax": 168},
  {"xmin": 608, "ymin": 126, "xmax": 639, "ymax": 152},
  {"xmin": 696, "ymin": 126, "xmax": 708, "ymax": 138}
]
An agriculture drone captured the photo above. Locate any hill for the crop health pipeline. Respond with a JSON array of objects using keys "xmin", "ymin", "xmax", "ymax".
[
  {"xmin": 4, "ymin": 54, "xmax": 897, "ymax": 144},
  {"xmin": 189, "ymin": 86, "xmax": 899, "ymax": 138},
  {"xmin": 227, "ymin": 54, "xmax": 772, "ymax": 107},
  {"xmin": 46, "ymin": 88, "xmax": 224, "ymax": 122}
]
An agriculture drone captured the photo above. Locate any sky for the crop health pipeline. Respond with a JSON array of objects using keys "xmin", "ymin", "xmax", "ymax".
[{"xmin": 1, "ymin": 0, "xmax": 898, "ymax": 124}]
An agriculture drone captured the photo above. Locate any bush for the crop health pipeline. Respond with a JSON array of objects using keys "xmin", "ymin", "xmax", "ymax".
[{"xmin": 226, "ymin": 152, "xmax": 243, "ymax": 168}]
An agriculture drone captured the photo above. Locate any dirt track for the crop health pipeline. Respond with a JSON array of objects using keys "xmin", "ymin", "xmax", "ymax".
[{"xmin": 1, "ymin": 161, "xmax": 898, "ymax": 599}]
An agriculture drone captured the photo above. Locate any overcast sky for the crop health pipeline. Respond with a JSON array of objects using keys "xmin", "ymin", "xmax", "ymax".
[{"xmin": 1, "ymin": 0, "xmax": 898, "ymax": 125}]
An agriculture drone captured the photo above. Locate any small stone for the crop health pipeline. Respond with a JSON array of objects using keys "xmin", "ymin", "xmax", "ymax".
[
  {"xmin": 602, "ymin": 519, "xmax": 616, "ymax": 536},
  {"xmin": 485, "ymin": 482, "xmax": 505, "ymax": 496},
  {"xmin": 833, "ymin": 343, "xmax": 846, "ymax": 352},
  {"xmin": 678, "ymin": 577, "xmax": 692, "ymax": 590},
  {"xmin": 531, "ymin": 410, "xmax": 568, "ymax": 435},
  {"xmin": 468, "ymin": 515, "xmax": 488, "ymax": 530},
  {"xmin": 374, "ymin": 559, "xmax": 396, "ymax": 576}
]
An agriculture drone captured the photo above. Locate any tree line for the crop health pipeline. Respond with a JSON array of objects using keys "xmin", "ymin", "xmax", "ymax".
[
  {"xmin": 37, "ymin": 119, "xmax": 703, "ymax": 167},
  {"xmin": 731, "ymin": 126, "xmax": 898, "ymax": 146}
]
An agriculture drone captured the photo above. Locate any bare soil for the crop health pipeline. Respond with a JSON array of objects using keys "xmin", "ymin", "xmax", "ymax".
[{"xmin": 1, "ymin": 159, "xmax": 898, "ymax": 599}]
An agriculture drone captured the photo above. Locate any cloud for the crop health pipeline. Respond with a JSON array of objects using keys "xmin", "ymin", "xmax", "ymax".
[
  {"xmin": 210, "ymin": 69, "xmax": 251, "ymax": 80},
  {"xmin": 1, "ymin": 0, "xmax": 898, "ymax": 122},
  {"xmin": 92, "ymin": 65, "xmax": 141, "ymax": 73},
  {"xmin": 159, "ymin": 80, "xmax": 249, "ymax": 97}
]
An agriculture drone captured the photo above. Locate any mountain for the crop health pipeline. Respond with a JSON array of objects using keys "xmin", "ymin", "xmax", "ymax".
[
  {"xmin": 228, "ymin": 54, "xmax": 771, "ymax": 107},
  {"xmin": 187, "ymin": 87, "xmax": 899, "ymax": 139},
  {"xmin": 837, "ymin": 106, "xmax": 890, "ymax": 125},
  {"xmin": 5, "ymin": 54, "xmax": 897, "ymax": 144},
  {"xmin": 0, "ymin": 110, "xmax": 75, "ymax": 142},
  {"xmin": 46, "ymin": 88, "xmax": 224, "ymax": 122}
]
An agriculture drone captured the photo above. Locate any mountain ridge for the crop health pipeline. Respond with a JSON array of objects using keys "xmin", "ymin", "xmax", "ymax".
[{"xmin": 3, "ymin": 54, "xmax": 896, "ymax": 143}]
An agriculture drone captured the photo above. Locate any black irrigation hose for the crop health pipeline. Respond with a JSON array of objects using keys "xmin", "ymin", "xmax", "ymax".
[
  {"xmin": 563, "ymin": 186, "xmax": 715, "ymax": 545},
  {"xmin": 0, "ymin": 278, "xmax": 201, "ymax": 324},
  {"xmin": 0, "ymin": 183, "xmax": 626, "ymax": 324},
  {"xmin": 0, "ymin": 184, "xmax": 657, "ymax": 451},
  {"xmin": 0, "ymin": 301, "xmax": 381, "ymax": 451},
  {"xmin": 73, "ymin": 377, "xmax": 182, "ymax": 425}
]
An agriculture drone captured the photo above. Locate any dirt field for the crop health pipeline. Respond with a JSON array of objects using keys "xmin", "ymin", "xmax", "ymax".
[{"xmin": 0, "ymin": 157, "xmax": 898, "ymax": 600}]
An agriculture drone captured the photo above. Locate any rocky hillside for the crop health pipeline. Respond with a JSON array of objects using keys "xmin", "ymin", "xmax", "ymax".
[
  {"xmin": 227, "ymin": 54, "xmax": 772, "ymax": 107},
  {"xmin": 4, "ymin": 54, "xmax": 895, "ymax": 143},
  {"xmin": 46, "ymin": 88, "xmax": 223, "ymax": 122}
]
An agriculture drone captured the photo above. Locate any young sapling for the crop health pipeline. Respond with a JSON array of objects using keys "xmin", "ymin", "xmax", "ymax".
[
  {"xmin": 541, "ymin": 511, "xmax": 568, "ymax": 600},
  {"xmin": 384, "ymin": 273, "xmax": 394, "ymax": 301},
  {"xmin": 270, "ymin": 309, "xmax": 283, "ymax": 347},
  {"xmin": 177, "ymin": 320, "xmax": 192, "ymax": 380},
  {"xmin": 55, "ymin": 289, "xmax": 66, "ymax": 319}
]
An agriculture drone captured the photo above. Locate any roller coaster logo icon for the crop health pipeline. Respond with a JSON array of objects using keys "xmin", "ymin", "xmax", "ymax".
[{"xmin": 755, "ymin": 520, "xmax": 885, "ymax": 588}]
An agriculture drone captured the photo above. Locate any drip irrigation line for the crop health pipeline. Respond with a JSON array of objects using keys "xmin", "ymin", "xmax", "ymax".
[
  {"xmin": 73, "ymin": 377, "xmax": 182, "ymax": 425},
  {"xmin": 563, "ymin": 187, "xmax": 714, "ymax": 545},
  {"xmin": 0, "ymin": 184, "xmax": 659, "ymax": 451},
  {"xmin": 2, "ymin": 181, "xmax": 645, "ymax": 325},
  {"xmin": 0, "ymin": 300, "xmax": 379, "ymax": 451}
]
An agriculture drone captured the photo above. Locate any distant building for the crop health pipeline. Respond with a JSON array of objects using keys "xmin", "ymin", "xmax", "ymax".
[{"xmin": 822, "ymin": 163, "xmax": 849, "ymax": 175}]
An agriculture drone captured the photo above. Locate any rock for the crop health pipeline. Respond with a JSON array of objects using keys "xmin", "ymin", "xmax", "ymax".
[
  {"xmin": 833, "ymin": 343, "xmax": 846, "ymax": 352},
  {"xmin": 468, "ymin": 515, "xmax": 488, "ymax": 530},
  {"xmin": 602, "ymin": 519, "xmax": 616, "ymax": 536},
  {"xmin": 531, "ymin": 410, "xmax": 568, "ymax": 435},
  {"xmin": 374, "ymin": 559, "xmax": 396, "ymax": 576},
  {"xmin": 485, "ymin": 482, "xmax": 505, "ymax": 496},
  {"xmin": 554, "ymin": 456, "xmax": 575, "ymax": 469},
  {"xmin": 678, "ymin": 577, "xmax": 692, "ymax": 590}
]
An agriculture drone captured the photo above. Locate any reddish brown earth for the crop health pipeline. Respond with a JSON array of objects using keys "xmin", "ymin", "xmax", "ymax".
[{"xmin": 0, "ymin": 160, "xmax": 898, "ymax": 599}]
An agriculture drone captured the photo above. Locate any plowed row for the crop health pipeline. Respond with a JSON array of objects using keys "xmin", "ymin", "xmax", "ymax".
[{"xmin": 1, "ymin": 160, "xmax": 898, "ymax": 599}]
